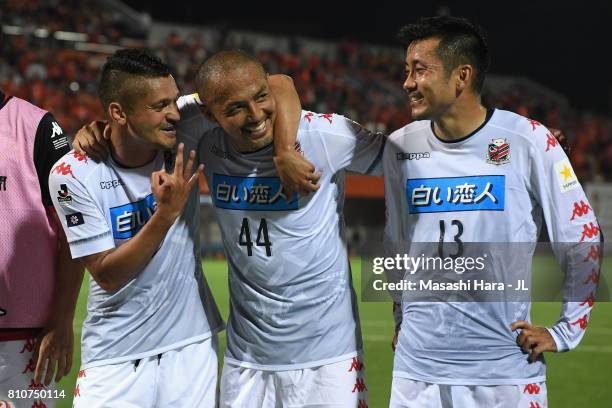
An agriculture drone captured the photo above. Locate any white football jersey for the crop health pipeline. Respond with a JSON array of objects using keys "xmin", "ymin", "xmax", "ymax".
[
  {"xmin": 49, "ymin": 132, "xmax": 223, "ymax": 368},
  {"xmin": 181, "ymin": 103, "xmax": 385, "ymax": 369},
  {"xmin": 384, "ymin": 109, "xmax": 601, "ymax": 384}
]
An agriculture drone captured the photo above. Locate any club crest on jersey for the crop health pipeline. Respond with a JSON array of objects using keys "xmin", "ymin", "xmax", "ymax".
[{"xmin": 486, "ymin": 138, "xmax": 510, "ymax": 165}]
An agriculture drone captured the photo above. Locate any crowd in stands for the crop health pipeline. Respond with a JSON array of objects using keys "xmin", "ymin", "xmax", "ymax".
[{"xmin": 1, "ymin": 1, "xmax": 610, "ymax": 181}]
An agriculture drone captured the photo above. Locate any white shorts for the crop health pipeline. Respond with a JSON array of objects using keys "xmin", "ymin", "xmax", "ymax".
[
  {"xmin": 0, "ymin": 337, "xmax": 57, "ymax": 408},
  {"xmin": 73, "ymin": 336, "xmax": 218, "ymax": 408},
  {"xmin": 220, "ymin": 355, "xmax": 368, "ymax": 407},
  {"xmin": 390, "ymin": 377, "xmax": 547, "ymax": 408}
]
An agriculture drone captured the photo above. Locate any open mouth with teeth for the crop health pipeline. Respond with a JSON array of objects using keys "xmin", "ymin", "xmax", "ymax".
[
  {"xmin": 409, "ymin": 94, "xmax": 424, "ymax": 104},
  {"xmin": 242, "ymin": 118, "xmax": 269, "ymax": 139}
]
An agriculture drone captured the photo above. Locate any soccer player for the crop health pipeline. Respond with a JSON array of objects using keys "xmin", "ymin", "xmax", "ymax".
[
  {"xmin": 188, "ymin": 50, "xmax": 385, "ymax": 407},
  {"xmin": 0, "ymin": 89, "xmax": 84, "ymax": 407},
  {"xmin": 383, "ymin": 16, "xmax": 602, "ymax": 407},
  {"xmin": 48, "ymin": 50, "xmax": 225, "ymax": 407}
]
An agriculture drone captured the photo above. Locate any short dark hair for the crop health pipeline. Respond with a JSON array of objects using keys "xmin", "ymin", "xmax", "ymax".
[
  {"xmin": 98, "ymin": 48, "xmax": 172, "ymax": 112},
  {"xmin": 195, "ymin": 50, "xmax": 265, "ymax": 104},
  {"xmin": 398, "ymin": 16, "xmax": 490, "ymax": 93}
]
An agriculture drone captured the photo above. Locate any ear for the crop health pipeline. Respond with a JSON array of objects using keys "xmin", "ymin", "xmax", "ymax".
[
  {"xmin": 455, "ymin": 65, "xmax": 473, "ymax": 92},
  {"xmin": 108, "ymin": 102, "xmax": 127, "ymax": 125}
]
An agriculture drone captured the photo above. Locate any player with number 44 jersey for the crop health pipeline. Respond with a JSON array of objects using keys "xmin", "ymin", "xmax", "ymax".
[{"xmin": 184, "ymin": 50, "xmax": 385, "ymax": 407}]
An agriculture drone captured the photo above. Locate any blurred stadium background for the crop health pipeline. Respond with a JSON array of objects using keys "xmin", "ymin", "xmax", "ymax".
[{"xmin": 2, "ymin": 0, "xmax": 611, "ymax": 406}]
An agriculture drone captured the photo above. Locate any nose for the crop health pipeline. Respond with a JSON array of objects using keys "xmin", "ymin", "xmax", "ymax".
[
  {"xmin": 403, "ymin": 71, "xmax": 416, "ymax": 93},
  {"xmin": 167, "ymin": 100, "xmax": 181, "ymax": 123},
  {"xmin": 247, "ymin": 101, "xmax": 266, "ymax": 123}
]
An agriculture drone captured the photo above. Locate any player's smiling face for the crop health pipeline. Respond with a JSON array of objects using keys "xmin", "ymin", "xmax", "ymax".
[
  {"xmin": 125, "ymin": 75, "xmax": 180, "ymax": 151},
  {"xmin": 403, "ymin": 38, "xmax": 456, "ymax": 121},
  {"xmin": 205, "ymin": 63, "xmax": 276, "ymax": 153}
]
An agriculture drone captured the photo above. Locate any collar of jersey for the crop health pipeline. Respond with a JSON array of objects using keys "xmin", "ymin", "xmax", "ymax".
[
  {"xmin": 109, "ymin": 149, "xmax": 163, "ymax": 170},
  {"xmin": 429, "ymin": 107, "xmax": 495, "ymax": 145}
]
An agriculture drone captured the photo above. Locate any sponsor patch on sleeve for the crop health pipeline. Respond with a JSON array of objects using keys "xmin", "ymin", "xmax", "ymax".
[
  {"xmin": 66, "ymin": 212, "xmax": 85, "ymax": 227},
  {"xmin": 554, "ymin": 159, "xmax": 579, "ymax": 193}
]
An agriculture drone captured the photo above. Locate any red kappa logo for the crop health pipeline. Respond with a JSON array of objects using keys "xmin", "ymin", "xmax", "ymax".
[
  {"xmin": 20, "ymin": 338, "xmax": 36, "ymax": 354},
  {"xmin": 545, "ymin": 132, "xmax": 557, "ymax": 152},
  {"xmin": 318, "ymin": 113, "xmax": 333, "ymax": 124},
  {"xmin": 584, "ymin": 245, "xmax": 602, "ymax": 262},
  {"xmin": 527, "ymin": 118, "xmax": 541, "ymax": 131},
  {"xmin": 74, "ymin": 383, "xmax": 80, "ymax": 397},
  {"xmin": 52, "ymin": 162, "xmax": 75, "ymax": 178},
  {"xmin": 358, "ymin": 399, "xmax": 369, "ymax": 408},
  {"xmin": 71, "ymin": 151, "xmax": 88, "ymax": 163},
  {"xmin": 348, "ymin": 357, "xmax": 364, "ymax": 372},
  {"xmin": 304, "ymin": 112, "xmax": 314, "ymax": 122},
  {"xmin": 529, "ymin": 403, "xmax": 541, "ymax": 408},
  {"xmin": 22, "ymin": 358, "xmax": 36, "ymax": 374},
  {"xmin": 580, "ymin": 223, "xmax": 600, "ymax": 242},
  {"xmin": 29, "ymin": 379, "xmax": 44, "ymax": 390},
  {"xmin": 523, "ymin": 383, "xmax": 541, "ymax": 394},
  {"xmin": 571, "ymin": 314, "xmax": 588, "ymax": 330},
  {"xmin": 352, "ymin": 378, "xmax": 367, "ymax": 393},
  {"xmin": 78, "ymin": 369, "xmax": 87, "ymax": 378},
  {"xmin": 31, "ymin": 401, "xmax": 47, "ymax": 408},
  {"xmin": 580, "ymin": 292, "xmax": 596, "ymax": 308},
  {"xmin": 583, "ymin": 269, "xmax": 600, "ymax": 285},
  {"xmin": 570, "ymin": 201, "xmax": 592, "ymax": 221}
]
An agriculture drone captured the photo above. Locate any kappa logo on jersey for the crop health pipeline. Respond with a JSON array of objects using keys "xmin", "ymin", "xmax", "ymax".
[
  {"xmin": 407, "ymin": 175, "xmax": 505, "ymax": 214},
  {"xmin": 66, "ymin": 212, "xmax": 84, "ymax": 227},
  {"xmin": 57, "ymin": 184, "xmax": 72, "ymax": 205},
  {"xmin": 570, "ymin": 200, "xmax": 592, "ymax": 221},
  {"xmin": 212, "ymin": 174, "xmax": 298, "ymax": 211},
  {"xmin": 486, "ymin": 138, "xmax": 510, "ymax": 165},
  {"xmin": 396, "ymin": 152, "xmax": 430, "ymax": 161},
  {"xmin": 109, "ymin": 193, "xmax": 156, "ymax": 239},
  {"xmin": 51, "ymin": 121, "xmax": 63, "ymax": 138},
  {"xmin": 50, "ymin": 121, "xmax": 68, "ymax": 150},
  {"xmin": 0, "ymin": 175, "xmax": 6, "ymax": 191},
  {"xmin": 554, "ymin": 159, "xmax": 579, "ymax": 192},
  {"xmin": 100, "ymin": 179, "xmax": 124, "ymax": 189},
  {"xmin": 52, "ymin": 162, "xmax": 74, "ymax": 178},
  {"xmin": 545, "ymin": 132, "xmax": 558, "ymax": 152}
]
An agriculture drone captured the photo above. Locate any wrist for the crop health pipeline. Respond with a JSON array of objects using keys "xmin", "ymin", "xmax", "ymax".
[{"xmin": 152, "ymin": 208, "xmax": 178, "ymax": 227}]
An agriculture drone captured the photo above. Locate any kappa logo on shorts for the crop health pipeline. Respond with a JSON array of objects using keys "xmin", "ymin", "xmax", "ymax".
[
  {"xmin": 407, "ymin": 175, "xmax": 505, "ymax": 214},
  {"xmin": 212, "ymin": 174, "xmax": 298, "ymax": 211}
]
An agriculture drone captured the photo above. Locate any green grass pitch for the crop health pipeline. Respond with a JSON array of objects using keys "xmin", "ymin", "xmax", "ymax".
[{"xmin": 56, "ymin": 257, "xmax": 612, "ymax": 407}]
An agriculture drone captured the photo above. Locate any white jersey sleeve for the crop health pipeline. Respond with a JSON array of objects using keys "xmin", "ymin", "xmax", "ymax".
[
  {"xmin": 48, "ymin": 155, "xmax": 115, "ymax": 258},
  {"xmin": 527, "ymin": 122, "xmax": 602, "ymax": 352},
  {"xmin": 305, "ymin": 112, "xmax": 386, "ymax": 175},
  {"xmin": 382, "ymin": 132, "xmax": 408, "ymax": 314}
]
